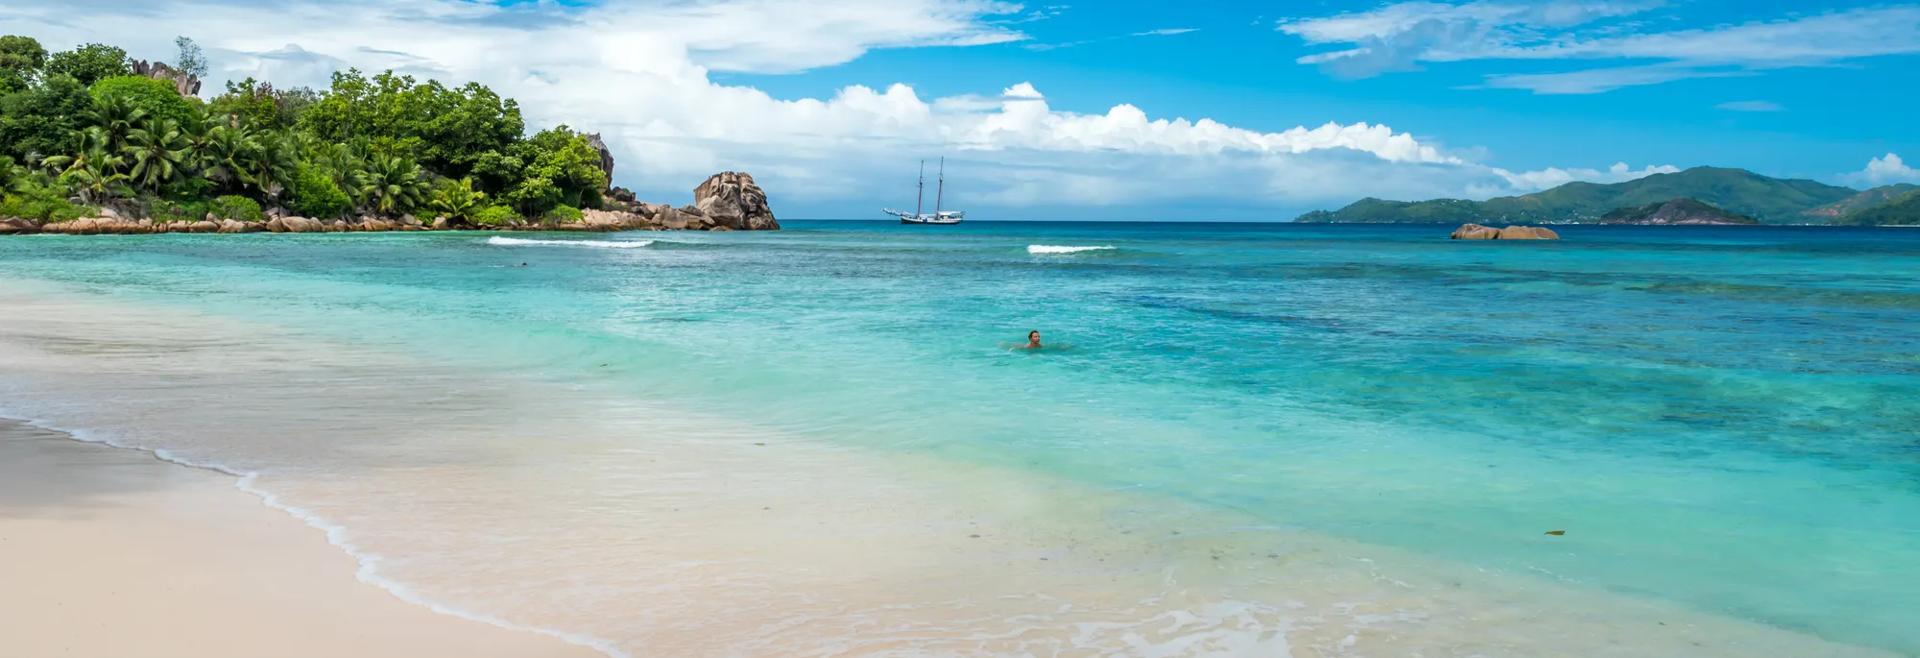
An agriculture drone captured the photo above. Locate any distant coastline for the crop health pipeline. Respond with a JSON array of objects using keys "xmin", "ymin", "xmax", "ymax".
[{"xmin": 1296, "ymin": 167, "xmax": 1919, "ymax": 226}]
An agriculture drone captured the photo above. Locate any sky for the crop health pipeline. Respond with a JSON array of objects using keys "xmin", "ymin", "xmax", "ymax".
[{"xmin": 3, "ymin": 0, "xmax": 1918, "ymax": 219}]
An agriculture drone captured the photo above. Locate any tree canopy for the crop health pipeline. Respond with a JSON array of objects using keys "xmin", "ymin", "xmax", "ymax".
[{"xmin": 0, "ymin": 34, "xmax": 611, "ymax": 226}]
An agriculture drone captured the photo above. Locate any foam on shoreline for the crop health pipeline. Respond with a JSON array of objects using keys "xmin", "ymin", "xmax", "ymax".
[{"xmin": 0, "ymin": 410, "xmax": 631, "ymax": 658}]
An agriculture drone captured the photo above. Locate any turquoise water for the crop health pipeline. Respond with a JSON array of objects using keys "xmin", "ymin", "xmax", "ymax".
[{"xmin": 2, "ymin": 222, "xmax": 1917, "ymax": 653}]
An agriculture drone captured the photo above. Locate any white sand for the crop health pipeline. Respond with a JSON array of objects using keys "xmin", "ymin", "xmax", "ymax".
[{"xmin": 0, "ymin": 421, "xmax": 600, "ymax": 658}]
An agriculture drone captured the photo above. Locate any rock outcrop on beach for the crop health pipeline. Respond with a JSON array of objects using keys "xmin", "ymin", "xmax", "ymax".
[
  {"xmin": 693, "ymin": 171, "xmax": 779, "ymax": 231},
  {"xmin": 1450, "ymin": 223, "xmax": 1560, "ymax": 240}
]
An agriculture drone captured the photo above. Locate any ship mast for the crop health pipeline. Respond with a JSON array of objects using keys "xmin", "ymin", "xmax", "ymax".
[
  {"xmin": 915, "ymin": 160, "xmax": 925, "ymax": 217},
  {"xmin": 935, "ymin": 157, "xmax": 945, "ymax": 215}
]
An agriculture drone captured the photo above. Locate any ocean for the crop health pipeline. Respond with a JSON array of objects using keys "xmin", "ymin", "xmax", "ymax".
[{"xmin": 1, "ymin": 221, "xmax": 1915, "ymax": 656}]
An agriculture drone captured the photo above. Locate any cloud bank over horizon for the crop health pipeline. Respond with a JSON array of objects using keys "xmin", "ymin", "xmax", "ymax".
[{"xmin": 0, "ymin": 0, "xmax": 1756, "ymax": 218}]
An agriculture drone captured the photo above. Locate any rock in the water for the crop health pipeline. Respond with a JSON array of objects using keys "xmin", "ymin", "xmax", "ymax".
[
  {"xmin": 1498, "ymin": 225, "xmax": 1560, "ymax": 240},
  {"xmin": 1451, "ymin": 223, "xmax": 1558, "ymax": 240},
  {"xmin": 693, "ymin": 171, "xmax": 779, "ymax": 230},
  {"xmin": 1450, "ymin": 223, "xmax": 1502, "ymax": 240},
  {"xmin": 189, "ymin": 220, "xmax": 219, "ymax": 233}
]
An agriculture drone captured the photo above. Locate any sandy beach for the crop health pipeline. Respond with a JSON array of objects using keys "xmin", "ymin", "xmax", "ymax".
[{"xmin": 0, "ymin": 420, "xmax": 600, "ymax": 658}]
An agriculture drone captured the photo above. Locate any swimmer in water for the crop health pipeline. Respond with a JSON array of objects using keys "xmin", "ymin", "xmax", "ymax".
[{"xmin": 1023, "ymin": 330, "xmax": 1042, "ymax": 349}]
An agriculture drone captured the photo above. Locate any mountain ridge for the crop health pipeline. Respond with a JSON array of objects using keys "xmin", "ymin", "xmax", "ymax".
[{"xmin": 1296, "ymin": 166, "xmax": 1860, "ymax": 225}]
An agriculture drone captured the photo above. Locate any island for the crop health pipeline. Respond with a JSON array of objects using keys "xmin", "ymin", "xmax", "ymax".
[
  {"xmin": 1295, "ymin": 166, "xmax": 1920, "ymax": 226},
  {"xmin": 0, "ymin": 36, "xmax": 777, "ymax": 236},
  {"xmin": 1598, "ymin": 198, "xmax": 1756, "ymax": 225}
]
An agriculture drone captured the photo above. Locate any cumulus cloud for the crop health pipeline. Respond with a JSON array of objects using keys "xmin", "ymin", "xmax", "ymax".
[
  {"xmin": 1848, "ymin": 153, "xmax": 1920, "ymax": 186},
  {"xmin": 1280, "ymin": 3, "xmax": 1920, "ymax": 93},
  {"xmin": 0, "ymin": 0, "xmax": 1662, "ymax": 217}
]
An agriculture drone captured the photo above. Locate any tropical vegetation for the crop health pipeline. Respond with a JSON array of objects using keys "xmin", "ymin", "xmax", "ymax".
[{"xmin": 0, "ymin": 35, "xmax": 609, "ymax": 226}]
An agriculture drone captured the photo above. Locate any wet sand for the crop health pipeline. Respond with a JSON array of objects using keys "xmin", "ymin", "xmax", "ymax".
[{"xmin": 0, "ymin": 420, "xmax": 600, "ymax": 658}]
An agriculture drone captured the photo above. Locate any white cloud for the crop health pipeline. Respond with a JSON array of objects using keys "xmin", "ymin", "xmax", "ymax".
[
  {"xmin": 1848, "ymin": 153, "xmax": 1920, "ymax": 186},
  {"xmin": 0, "ymin": 0, "xmax": 1662, "ymax": 217},
  {"xmin": 1278, "ymin": 1, "xmax": 1659, "ymax": 77},
  {"xmin": 1714, "ymin": 100, "xmax": 1783, "ymax": 113},
  {"xmin": 1131, "ymin": 28, "xmax": 1199, "ymax": 37},
  {"xmin": 1280, "ymin": 3, "xmax": 1920, "ymax": 93},
  {"xmin": 1479, "ymin": 63, "xmax": 1747, "ymax": 95},
  {"xmin": 1480, "ymin": 162, "xmax": 1679, "ymax": 196}
]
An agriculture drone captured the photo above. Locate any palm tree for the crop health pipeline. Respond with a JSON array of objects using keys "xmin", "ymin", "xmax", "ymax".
[
  {"xmin": 83, "ymin": 95, "xmax": 147, "ymax": 153},
  {"xmin": 0, "ymin": 155, "xmax": 24, "ymax": 194},
  {"xmin": 124, "ymin": 117, "xmax": 190, "ymax": 192},
  {"xmin": 177, "ymin": 110, "xmax": 217, "ymax": 179},
  {"xmin": 42, "ymin": 129, "xmax": 132, "ymax": 206},
  {"xmin": 242, "ymin": 131, "xmax": 298, "ymax": 201},
  {"xmin": 200, "ymin": 124, "xmax": 256, "ymax": 193},
  {"xmin": 359, "ymin": 154, "xmax": 429, "ymax": 216},
  {"xmin": 430, "ymin": 177, "xmax": 485, "ymax": 223}
]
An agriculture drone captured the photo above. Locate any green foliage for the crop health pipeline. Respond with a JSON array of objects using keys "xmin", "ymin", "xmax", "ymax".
[
  {"xmin": 90, "ymin": 75, "xmax": 198, "ymax": 129},
  {"xmin": 174, "ymin": 37, "xmax": 208, "ymax": 79},
  {"xmin": 287, "ymin": 164, "xmax": 351, "ymax": 219},
  {"xmin": 44, "ymin": 43, "xmax": 130, "ymax": 87},
  {"xmin": 1840, "ymin": 189, "xmax": 1920, "ymax": 226},
  {"xmin": 544, "ymin": 204, "xmax": 584, "ymax": 224},
  {"xmin": 483, "ymin": 126, "xmax": 607, "ymax": 216},
  {"xmin": 470, "ymin": 204, "xmax": 518, "ymax": 227},
  {"xmin": 0, "ymin": 35, "xmax": 48, "ymax": 93},
  {"xmin": 299, "ymin": 69, "xmax": 523, "ymax": 179},
  {"xmin": 1297, "ymin": 167, "xmax": 1861, "ymax": 225},
  {"xmin": 125, "ymin": 116, "xmax": 190, "ymax": 191},
  {"xmin": 209, "ymin": 194, "xmax": 263, "ymax": 221},
  {"xmin": 0, "ymin": 182, "xmax": 89, "ymax": 222},
  {"xmin": 209, "ymin": 78, "xmax": 318, "ymax": 131},
  {"xmin": 429, "ymin": 176, "xmax": 485, "ymax": 222},
  {"xmin": 1807, "ymin": 184, "xmax": 1920, "ymax": 221},
  {"xmin": 0, "ymin": 73, "xmax": 90, "ymax": 161},
  {"xmin": 1, "ymin": 37, "xmax": 621, "ymax": 229},
  {"xmin": 42, "ymin": 127, "xmax": 132, "ymax": 206},
  {"xmin": 356, "ymin": 154, "xmax": 429, "ymax": 216},
  {"xmin": 145, "ymin": 196, "xmax": 209, "ymax": 223}
]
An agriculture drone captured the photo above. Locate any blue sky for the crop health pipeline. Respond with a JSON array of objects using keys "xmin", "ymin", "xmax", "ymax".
[{"xmin": 4, "ymin": 0, "xmax": 1919, "ymax": 219}]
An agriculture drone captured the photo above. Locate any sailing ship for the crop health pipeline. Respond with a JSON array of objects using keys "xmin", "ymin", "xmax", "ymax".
[{"xmin": 884, "ymin": 158, "xmax": 964, "ymax": 224}]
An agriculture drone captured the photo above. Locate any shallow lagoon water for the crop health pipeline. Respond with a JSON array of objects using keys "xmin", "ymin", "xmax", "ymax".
[{"xmin": 1, "ymin": 222, "xmax": 1916, "ymax": 655}]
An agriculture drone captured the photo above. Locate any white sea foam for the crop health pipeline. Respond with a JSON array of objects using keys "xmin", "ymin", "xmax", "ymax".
[
  {"xmin": 1027, "ymin": 244, "xmax": 1116, "ymax": 254},
  {"xmin": 487, "ymin": 236, "xmax": 654, "ymax": 249},
  {"xmin": 0, "ymin": 410, "xmax": 632, "ymax": 658}
]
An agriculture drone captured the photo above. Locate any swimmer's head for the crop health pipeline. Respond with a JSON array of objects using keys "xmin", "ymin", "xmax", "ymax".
[{"xmin": 1028, "ymin": 330, "xmax": 1040, "ymax": 343}]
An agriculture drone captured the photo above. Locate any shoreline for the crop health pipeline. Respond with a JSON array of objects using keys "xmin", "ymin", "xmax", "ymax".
[
  {"xmin": 0, "ymin": 417, "xmax": 611, "ymax": 658},
  {"xmin": 0, "ymin": 275, "xmax": 1907, "ymax": 657}
]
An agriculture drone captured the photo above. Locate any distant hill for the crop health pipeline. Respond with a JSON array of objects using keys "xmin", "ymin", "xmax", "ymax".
[
  {"xmin": 1803, "ymin": 184, "xmax": 1920, "ymax": 220},
  {"xmin": 1296, "ymin": 166, "xmax": 1858, "ymax": 224},
  {"xmin": 1599, "ymin": 198, "xmax": 1757, "ymax": 225},
  {"xmin": 1837, "ymin": 188, "xmax": 1920, "ymax": 226}
]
